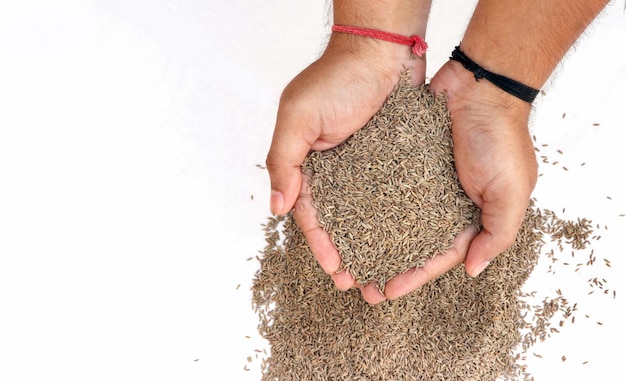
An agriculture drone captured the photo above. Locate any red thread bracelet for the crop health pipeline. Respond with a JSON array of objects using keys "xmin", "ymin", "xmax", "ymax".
[{"xmin": 331, "ymin": 25, "xmax": 428, "ymax": 57}]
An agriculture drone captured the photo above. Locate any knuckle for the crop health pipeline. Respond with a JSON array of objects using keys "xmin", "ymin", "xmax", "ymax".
[{"xmin": 265, "ymin": 152, "xmax": 281, "ymax": 174}]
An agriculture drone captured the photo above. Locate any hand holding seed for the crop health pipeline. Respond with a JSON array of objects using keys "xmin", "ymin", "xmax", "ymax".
[
  {"xmin": 297, "ymin": 80, "xmax": 483, "ymax": 303},
  {"xmin": 429, "ymin": 60, "xmax": 538, "ymax": 277},
  {"xmin": 268, "ymin": 30, "xmax": 535, "ymax": 302},
  {"xmin": 294, "ymin": 175, "xmax": 479, "ymax": 304},
  {"xmin": 265, "ymin": 33, "xmax": 425, "ymax": 216}
]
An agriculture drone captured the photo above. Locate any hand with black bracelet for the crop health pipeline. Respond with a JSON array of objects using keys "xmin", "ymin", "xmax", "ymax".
[
  {"xmin": 266, "ymin": 0, "xmax": 610, "ymax": 304},
  {"xmin": 426, "ymin": 0, "xmax": 609, "ymax": 283}
]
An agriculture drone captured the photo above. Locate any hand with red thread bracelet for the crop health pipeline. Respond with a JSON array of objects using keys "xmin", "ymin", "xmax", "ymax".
[{"xmin": 266, "ymin": 0, "xmax": 433, "ymax": 303}]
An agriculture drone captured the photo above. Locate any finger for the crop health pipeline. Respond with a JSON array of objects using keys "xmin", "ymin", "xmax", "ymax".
[
  {"xmin": 360, "ymin": 283, "xmax": 387, "ymax": 304},
  {"xmin": 383, "ymin": 226, "xmax": 479, "ymax": 300},
  {"xmin": 266, "ymin": 103, "xmax": 318, "ymax": 215},
  {"xmin": 464, "ymin": 196, "xmax": 528, "ymax": 277},
  {"xmin": 331, "ymin": 270, "xmax": 356, "ymax": 291},
  {"xmin": 292, "ymin": 175, "xmax": 343, "ymax": 275}
]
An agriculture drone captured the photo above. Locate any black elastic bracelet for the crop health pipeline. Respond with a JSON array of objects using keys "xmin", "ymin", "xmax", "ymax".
[{"xmin": 449, "ymin": 45, "xmax": 540, "ymax": 103}]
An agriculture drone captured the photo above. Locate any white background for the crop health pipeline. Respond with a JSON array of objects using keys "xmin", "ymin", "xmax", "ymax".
[{"xmin": 0, "ymin": 1, "xmax": 625, "ymax": 380}]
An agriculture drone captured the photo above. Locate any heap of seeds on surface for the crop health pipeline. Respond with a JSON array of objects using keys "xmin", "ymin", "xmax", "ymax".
[
  {"xmin": 251, "ymin": 79, "xmax": 610, "ymax": 380},
  {"xmin": 302, "ymin": 81, "xmax": 478, "ymax": 289}
]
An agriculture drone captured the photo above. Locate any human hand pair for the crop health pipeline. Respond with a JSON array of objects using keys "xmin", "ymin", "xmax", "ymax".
[{"xmin": 266, "ymin": 36, "xmax": 537, "ymax": 304}]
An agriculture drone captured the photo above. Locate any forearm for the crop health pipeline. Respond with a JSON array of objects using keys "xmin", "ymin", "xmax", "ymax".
[
  {"xmin": 460, "ymin": 0, "xmax": 609, "ymax": 89},
  {"xmin": 333, "ymin": 0, "xmax": 432, "ymax": 38}
]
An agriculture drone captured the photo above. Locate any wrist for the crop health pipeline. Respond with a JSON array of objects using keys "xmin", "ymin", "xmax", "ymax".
[
  {"xmin": 450, "ymin": 46, "xmax": 539, "ymax": 103},
  {"xmin": 328, "ymin": 1, "xmax": 431, "ymax": 85},
  {"xmin": 457, "ymin": 41, "xmax": 546, "ymax": 91},
  {"xmin": 433, "ymin": 60, "xmax": 531, "ymax": 122},
  {"xmin": 325, "ymin": 32, "xmax": 426, "ymax": 85}
]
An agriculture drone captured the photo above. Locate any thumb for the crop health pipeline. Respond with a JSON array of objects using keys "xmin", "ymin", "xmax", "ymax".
[
  {"xmin": 266, "ymin": 110, "xmax": 317, "ymax": 215},
  {"xmin": 464, "ymin": 211, "xmax": 523, "ymax": 277},
  {"xmin": 463, "ymin": 230, "xmax": 505, "ymax": 277}
]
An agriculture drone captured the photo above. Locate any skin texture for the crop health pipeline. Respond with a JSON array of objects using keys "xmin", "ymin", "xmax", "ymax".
[{"xmin": 266, "ymin": 0, "xmax": 610, "ymax": 303}]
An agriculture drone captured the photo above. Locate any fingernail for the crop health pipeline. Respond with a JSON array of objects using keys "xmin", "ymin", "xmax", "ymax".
[
  {"xmin": 270, "ymin": 190, "xmax": 284, "ymax": 215},
  {"xmin": 469, "ymin": 260, "xmax": 490, "ymax": 277}
]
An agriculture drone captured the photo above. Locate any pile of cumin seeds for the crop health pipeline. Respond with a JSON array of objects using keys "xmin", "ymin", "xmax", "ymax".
[
  {"xmin": 252, "ymin": 203, "xmax": 549, "ymax": 381},
  {"xmin": 251, "ymin": 78, "xmax": 607, "ymax": 380},
  {"xmin": 302, "ymin": 80, "xmax": 478, "ymax": 289}
]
